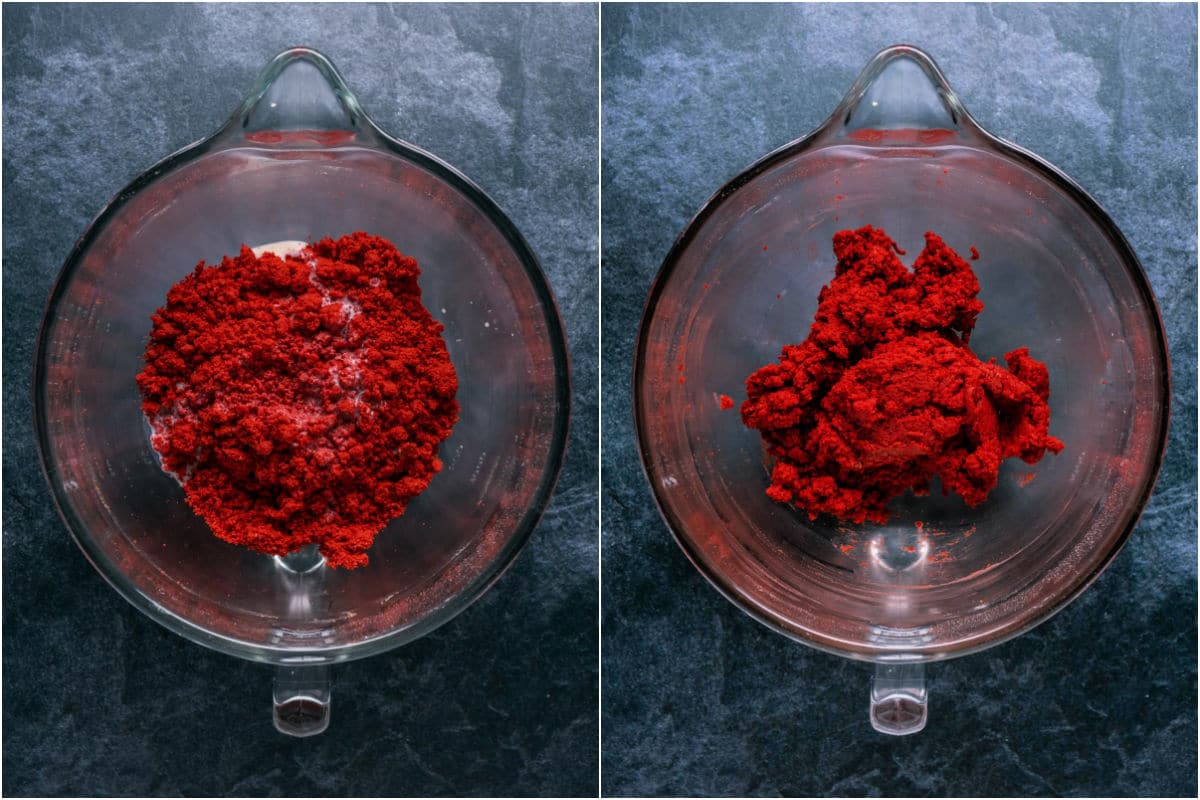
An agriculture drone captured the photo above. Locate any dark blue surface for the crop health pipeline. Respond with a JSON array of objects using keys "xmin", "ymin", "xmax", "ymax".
[
  {"xmin": 601, "ymin": 3, "xmax": 1197, "ymax": 797},
  {"xmin": 3, "ymin": 4, "xmax": 597, "ymax": 796}
]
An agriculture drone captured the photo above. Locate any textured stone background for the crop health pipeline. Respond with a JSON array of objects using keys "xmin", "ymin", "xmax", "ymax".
[
  {"xmin": 601, "ymin": 3, "xmax": 1196, "ymax": 797},
  {"xmin": 3, "ymin": 4, "xmax": 597, "ymax": 796}
]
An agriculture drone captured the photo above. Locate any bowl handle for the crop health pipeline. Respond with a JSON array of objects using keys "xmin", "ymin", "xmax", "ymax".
[
  {"xmin": 869, "ymin": 662, "xmax": 927, "ymax": 735},
  {"xmin": 817, "ymin": 44, "xmax": 986, "ymax": 146},
  {"xmin": 273, "ymin": 664, "xmax": 331, "ymax": 737},
  {"xmin": 213, "ymin": 46, "xmax": 382, "ymax": 148}
]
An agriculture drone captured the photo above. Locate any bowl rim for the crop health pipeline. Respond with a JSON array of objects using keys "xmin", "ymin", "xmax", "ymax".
[
  {"xmin": 33, "ymin": 52, "xmax": 572, "ymax": 665},
  {"xmin": 632, "ymin": 93, "xmax": 1172, "ymax": 664}
]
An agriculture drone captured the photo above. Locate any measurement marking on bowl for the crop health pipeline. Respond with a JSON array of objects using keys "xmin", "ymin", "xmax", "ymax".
[{"xmin": 470, "ymin": 451, "xmax": 487, "ymax": 484}]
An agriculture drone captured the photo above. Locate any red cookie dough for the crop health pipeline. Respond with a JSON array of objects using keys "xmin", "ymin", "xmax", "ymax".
[{"xmin": 741, "ymin": 225, "xmax": 1062, "ymax": 523}]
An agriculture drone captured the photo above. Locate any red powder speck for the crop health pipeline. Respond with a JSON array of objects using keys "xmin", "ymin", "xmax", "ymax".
[
  {"xmin": 763, "ymin": 245, "xmax": 769, "ymax": 251},
  {"xmin": 834, "ymin": 177, "xmax": 841, "ymax": 185},
  {"xmin": 719, "ymin": 394, "xmax": 735, "ymax": 410},
  {"xmin": 942, "ymin": 168, "xmax": 949, "ymax": 174},
  {"xmin": 1025, "ymin": 208, "xmax": 1033, "ymax": 216},
  {"xmin": 677, "ymin": 363, "xmax": 684, "ymax": 372},
  {"xmin": 963, "ymin": 526, "xmax": 975, "ymax": 538},
  {"xmin": 914, "ymin": 521, "xmax": 924, "ymax": 531},
  {"xmin": 834, "ymin": 194, "xmax": 845, "ymax": 202},
  {"xmin": 834, "ymin": 215, "xmax": 839, "ymax": 221},
  {"xmin": 969, "ymin": 246, "xmax": 980, "ymax": 260},
  {"xmin": 936, "ymin": 178, "xmax": 944, "ymax": 187},
  {"xmin": 839, "ymin": 543, "xmax": 855, "ymax": 555},
  {"xmin": 903, "ymin": 545, "xmax": 916, "ymax": 553},
  {"xmin": 776, "ymin": 293, "xmax": 782, "ymax": 300},
  {"xmin": 678, "ymin": 377, "xmax": 686, "ymax": 385},
  {"xmin": 1100, "ymin": 379, "xmax": 1108, "ymax": 385},
  {"xmin": 1018, "ymin": 471, "xmax": 1037, "ymax": 487},
  {"xmin": 702, "ymin": 283, "xmax": 710, "ymax": 290}
]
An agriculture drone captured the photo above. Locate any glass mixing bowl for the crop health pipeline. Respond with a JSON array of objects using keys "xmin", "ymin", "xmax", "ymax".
[
  {"xmin": 35, "ymin": 48, "xmax": 570, "ymax": 736},
  {"xmin": 634, "ymin": 45, "xmax": 1169, "ymax": 735}
]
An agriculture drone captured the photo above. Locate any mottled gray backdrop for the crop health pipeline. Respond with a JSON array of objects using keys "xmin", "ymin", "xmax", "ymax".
[
  {"xmin": 601, "ymin": 3, "xmax": 1196, "ymax": 797},
  {"xmin": 3, "ymin": 3, "xmax": 597, "ymax": 796}
]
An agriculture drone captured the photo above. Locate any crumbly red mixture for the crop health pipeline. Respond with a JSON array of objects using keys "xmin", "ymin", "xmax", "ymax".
[{"xmin": 137, "ymin": 232, "xmax": 458, "ymax": 568}]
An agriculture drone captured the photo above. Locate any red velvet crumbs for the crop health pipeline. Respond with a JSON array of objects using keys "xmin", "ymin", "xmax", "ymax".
[
  {"xmin": 741, "ymin": 225, "xmax": 1063, "ymax": 524},
  {"xmin": 137, "ymin": 232, "xmax": 459, "ymax": 569},
  {"xmin": 719, "ymin": 394, "xmax": 735, "ymax": 410}
]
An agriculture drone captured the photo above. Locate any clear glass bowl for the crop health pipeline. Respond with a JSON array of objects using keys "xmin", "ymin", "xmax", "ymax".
[
  {"xmin": 35, "ymin": 48, "xmax": 570, "ymax": 736},
  {"xmin": 634, "ymin": 45, "xmax": 1169, "ymax": 735}
]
